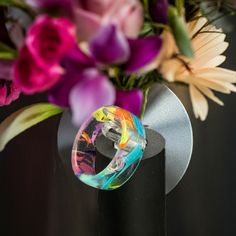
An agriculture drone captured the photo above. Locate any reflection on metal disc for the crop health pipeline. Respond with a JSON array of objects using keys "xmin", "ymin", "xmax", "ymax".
[
  {"xmin": 57, "ymin": 84, "xmax": 193, "ymax": 195},
  {"xmin": 143, "ymin": 84, "xmax": 193, "ymax": 194}
]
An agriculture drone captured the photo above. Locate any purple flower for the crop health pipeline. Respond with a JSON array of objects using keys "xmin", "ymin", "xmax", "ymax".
[
  {"xmin": 90, "ymin": 25, "xmax": 130, "ymax": 65},
  {"xmin": 70, "ymin": 69, "xmax": 115, "ymax": 125},
  {"xmin": 89, "ymin": 24, "xmax": 162, "ymax": 73},
  {"xmin": 126, "ymin": 36, "xmax": 162, "ymax": 73},
  {"xmin": 149, "ymin": 0, "xmax": 169, "ymax": 24},
  {"xmin": 115, "ymin": 89, "xmax": 143, "ymax": 116},
  {"xmin": 48, "ymin": 47, "xmax": 115, "ymax": 126}
]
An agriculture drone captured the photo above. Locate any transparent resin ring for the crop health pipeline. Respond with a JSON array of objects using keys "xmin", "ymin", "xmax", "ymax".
[{"xmin": 71, "ymin": 106, "xmax": 147, "ymax": 190}]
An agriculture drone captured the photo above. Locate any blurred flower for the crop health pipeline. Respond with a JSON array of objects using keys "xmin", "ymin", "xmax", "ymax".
[
  {"xmin": 75, "ymin": 0, "xmax": 143, "ymax": 41},
  {"xmin": 14, "ymin": 46, "xmax": 63, "ymax": 94},
  {"xmin": 26, "ymin": 15, "xmax": 76, "ymax": 68},
  {"xmin": 149, "ymin": 0, "xmax": 169, "ymax": 24},
  {"xmin": 49, "ymin": 24, "xmax": 161, "ymax": 124},
  {"xmin": 90, "ymin": 24, "xmax": 130, "ymax": 65},
  {"xmin": 48, "ymin": 47, "xmax": 115, "ymax": 126},
  {"xmin": 89, "ymin": 24, "xmax": 162, "ymax": 73},
  {"xmin": 26, "ymin": 0, "xmax": 75, "ymax": 17},
  {"xmin": 115, "ymin": 89, "xmax": 143, "ymax": 116},
  {"xmin": 14, "ymin": 15, "xmax": 76, "ymax": 94},
  {"xmin": 158, "ymin": 17, "xmax": 236, "ymax": 120},
  {"xmin": 69, "ymin": 69, "xmax": 115, "ymax": 125},
  {"xmin": 0, "ymin": 59, "xmax": 14, "ymax": 81},
  {"xmin": 0, "ymin": 81, "xmax": 21, "ymax": 106},
  {"xmin": 0, "ymin": 60, "xmax": 21, "ymax": 106}
]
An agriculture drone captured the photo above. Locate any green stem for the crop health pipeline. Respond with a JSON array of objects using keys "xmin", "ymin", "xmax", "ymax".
[
  {"xmin": 140, "ymin": 88, "xmax": 150, "ymax": 120},
  {"xmin": 175, "ymin": 0, "xmax": 185, "ymax": 15}
]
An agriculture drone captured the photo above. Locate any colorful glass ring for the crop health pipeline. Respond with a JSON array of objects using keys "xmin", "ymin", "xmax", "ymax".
[{"xmin": 71, "ymin": 106, "xmax": 147, "ymax": 190}]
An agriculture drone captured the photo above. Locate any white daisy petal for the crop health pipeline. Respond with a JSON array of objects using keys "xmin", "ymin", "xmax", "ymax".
[
  {"xmin": 158, "ymin": 15, "xmax": 236, "ymax": 121},
  {"xmin": 190, "ymin": 85, "xmax": 208, "ymax": 121},
  {"xmin": 189, "ymin": 17, "xmax": 208, "ymax": 38},
  {"xmin": 193, "ymin": 42, "xmax": 229, "ymax": 68},
  {"xmin": 195, "ymin": 78, "xmax": 230, "ymax": 93},
  {"xmin": 195, "ymin": 84, "xmax": 224, "ymax": 106},
  {"xmin": 195, "ymin": 67, "xmax": 236, "ymax": 83},
  {"xmin": 192, "ymin": 30, "xmax": 225, "ymax": 54},
  {"xmin": 202, "ymin": 56, "xmax": 226, "ymax": 68}
]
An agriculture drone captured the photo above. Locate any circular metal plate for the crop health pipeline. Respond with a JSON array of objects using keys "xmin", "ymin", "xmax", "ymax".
[
  {"xmin": 57, "ymin": 84, "xmax": 193, "ymax": 194},
  {"xmin": 143, "ymin": 84, "xmax": 193, "ymax": 194}
]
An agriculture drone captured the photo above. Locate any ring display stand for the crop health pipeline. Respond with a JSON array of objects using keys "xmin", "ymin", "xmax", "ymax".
[
  {"xmin": 57, "ymin": 84, "xmax": 193, "ymax": 236},
  {"xmin": 96, "ymin": 128, "xmax": 166, "ymax": 236}
]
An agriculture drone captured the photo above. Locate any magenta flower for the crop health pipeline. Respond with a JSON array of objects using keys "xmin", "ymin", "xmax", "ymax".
[
  {"xmin": 115, "ymin": 89, "xmax": 143, "ymax": 116},
  {"xmin": 14, "ymin": 46, "xmax": 63, "ymax": 94},
  {"xmin": 0, "ymin": 81, "xmax": 21, "ymax": 106},
  {"xmin": 13, "ymin": 15, "xmax": 77, "ymax": 94},
  {"xmin": 49, "ymin": 24, "xmax": 162, "ymax": 125},
  {"xmin": 0, "ymin": 60, "xmax": 21, "ymax": 106},
  {"xmin": 26, "ymin": 15, "xmax": 76, "ymax": 68},
  {"xmin": 75, "ymin": 0, "xmax": 143, "ymax": 41}
]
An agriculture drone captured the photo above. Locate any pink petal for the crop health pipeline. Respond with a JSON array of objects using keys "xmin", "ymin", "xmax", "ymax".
[
  {"xmin": 75, "ymin": 8, "xmax": 101, "ymax": 41},
  {"xmin": 0, "ymin": 83, "xmax": 7, "ymax": 106}
]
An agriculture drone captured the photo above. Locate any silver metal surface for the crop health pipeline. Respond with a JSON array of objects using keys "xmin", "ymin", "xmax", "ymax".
[
  {"xmin": 143, "ymin": 84, "xmax": 193, "ymax": 194},
  {"xmin": 57, "ymin": 84, "xmax": 193, "ymax": 194}
]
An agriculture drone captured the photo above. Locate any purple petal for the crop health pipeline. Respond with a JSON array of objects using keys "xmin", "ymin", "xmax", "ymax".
[
  {"xmin": 149, "ymin": 0, "xmax": 169, "ymax": 24},
  {"xmin": 0, "ymin": 60, "xmax": 14, "ymax": 80},
  {"xmin": 89, "ymin": 24, "xmax": 130, "ymax": 65},
  {"xmin": 115, "ymin": 89, "xmax": 143, "ymax": 116},
  {"xmin": 48, "ymin": 47, "xmax": 94, "ymax": 107},
  {"xmin": 125, "ymin": 36, "xmax": 162, "ymax": 73},
  {"xmin": 69, "ymin": 69, "xmax": 115, "ymax": 126}
]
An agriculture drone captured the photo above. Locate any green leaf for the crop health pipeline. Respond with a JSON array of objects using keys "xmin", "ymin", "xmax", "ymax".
[
  {"xmin": 0, "ymin": 42, "xmax": 17, "ymax": 59},
  {"xmin": 0, "ymin": 103, "xmax": 63, "ymax": 151},
  {"xmin": 168, "ymin": 6, "xmax": 194, "ymax": 58},
  {"xmin": 0, "ymin": 52, "xmax": 16, "ymax": 59},
  {"xmin": 0, "ymin": 0, "xmax": 26, "ymax": 7}
]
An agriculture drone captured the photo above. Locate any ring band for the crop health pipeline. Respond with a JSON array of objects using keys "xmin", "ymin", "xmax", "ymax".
[{"xmin": 71, "ymin": 106, "xmax": 146, "ymax": 190}]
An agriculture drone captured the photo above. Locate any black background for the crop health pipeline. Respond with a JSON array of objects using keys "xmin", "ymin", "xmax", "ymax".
[{"xmin": 0, "ymin": 11, "xmax": 236, "ymax": 236}]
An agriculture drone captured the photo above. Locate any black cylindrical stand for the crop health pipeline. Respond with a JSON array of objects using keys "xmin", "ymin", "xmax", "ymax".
[{"xmin": 96, "ymin": 128, "xmax": 166, "ymax": 236}]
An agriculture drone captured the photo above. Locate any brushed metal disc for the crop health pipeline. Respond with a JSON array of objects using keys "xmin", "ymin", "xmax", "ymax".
[
  {"xmin": 143, "ymin": 84, "xmax": 193, "ymax": 194},
  {"xmin": 57, "ymin": 84, "xmax": 193, "ymax": 194}
]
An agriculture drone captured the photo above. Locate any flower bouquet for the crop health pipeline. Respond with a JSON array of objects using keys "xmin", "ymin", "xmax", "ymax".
[{"xmin": 0, "ymin": 0, "xmax": 236, "ymax": 152}]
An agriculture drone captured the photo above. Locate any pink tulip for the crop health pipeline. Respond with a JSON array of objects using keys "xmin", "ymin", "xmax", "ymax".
[{"xmin": 75, "ymin": 0, "xmax": 143, "ymax": 41}]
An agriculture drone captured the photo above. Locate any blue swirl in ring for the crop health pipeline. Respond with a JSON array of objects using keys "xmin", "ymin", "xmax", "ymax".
[{"xmin": 71, "ymin": 106, "xmax": 146, "ymax": 190}]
